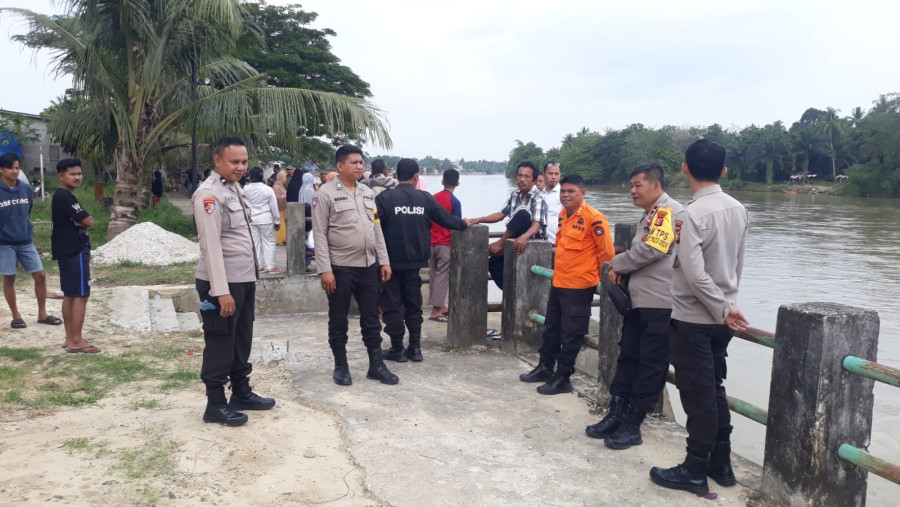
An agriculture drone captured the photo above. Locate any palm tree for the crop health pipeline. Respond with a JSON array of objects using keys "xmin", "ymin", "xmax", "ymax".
[
  {"xmin": 560, "ymin": 133, "xmax": 575, "ymax": 150},
  {"xmin": 846, "ymin": 106, "xmax": 866, "ymax": 128},
  {"xmin": 821, "ymin": 108, "xmax": 843, "ymax": 179},
  {"xmin": 6, "ymin": 1, "xmax": 391, "ymax": 238}
]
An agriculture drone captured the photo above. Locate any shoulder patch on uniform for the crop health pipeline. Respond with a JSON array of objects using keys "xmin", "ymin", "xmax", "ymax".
[
  {"xmin": 591, "ymin": 220, "xmax": 603, "ymax": 227},
  {"xmin": 593, "ymin": 226, "xmax": 604, "ymax": 236},
  {"xmin": 674, "ymin": 219, "xmax": 683, "ymax": 244},
  {"xmin": 203, "ymin": 198, "xmax": 216, "ymax": 214},
  {"xmin": 312, "ymin": 196, "xmax": 319, "ymax": 209}
]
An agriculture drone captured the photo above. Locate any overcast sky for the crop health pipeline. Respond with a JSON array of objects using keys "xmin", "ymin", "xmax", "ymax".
[{"xmin": 2, "ymin": 0, "xmax": 898, "ymax": 161}]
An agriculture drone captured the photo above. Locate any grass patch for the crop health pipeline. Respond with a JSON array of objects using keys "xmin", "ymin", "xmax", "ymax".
[
  {"xmin": 0, "ymin": 365, "xmax": 28, "ymax": 382},
  {"xmin": 0, "ymin": 346, "xmax": 43, "ymax": 361},
  {"xmin": 132, "ymin": 398, "xmax": 161, "ymax": 410},
  {"xmin": 92, "ymin": 262, "xmax": 195, "ymax": 287},
  {"xmin": 59, "ymin": 436, "xmax": 108, "ymax": 457},
  {"xmin": 137, "ymin": 199, "xmax": 196, "ymax": 240},
  {"xmin": 2, "ymin": 390, "xmax": 24, "ymax": 403},
  {"xmin": 112, "ymin": 438, "xmax": 178, "ymax": 479},
  {"xmin": 159, "ymin": 369, "xmax": 198, "ymax": 391}
]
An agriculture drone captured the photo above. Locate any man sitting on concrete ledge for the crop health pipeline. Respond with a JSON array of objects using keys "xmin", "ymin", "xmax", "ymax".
[
  {"xmin": 518, "ymin": 174, "xmax": 613, "ymax": 395},
  {"xmin": 465, "ymin": 160, "xmax": 547, "ymax": 290}
]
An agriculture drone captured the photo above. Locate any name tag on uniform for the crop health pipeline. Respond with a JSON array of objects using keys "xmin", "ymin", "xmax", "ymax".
[{"xmin": 645, "ymin": 207, "xmax": 674, "ymax": 253}]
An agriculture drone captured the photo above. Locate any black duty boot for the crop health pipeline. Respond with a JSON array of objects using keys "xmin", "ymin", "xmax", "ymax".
[
  {"xmin": 203, "ymin": 386, "xmax": 248, "ymax": 427},
  {"xmin": 229, "ymin": 378, "xmax": 276, "ymax": 410},
  {"xmin": 604, "ymin": 402, "xmax": 646, "ymax": 450},
  {"xmin": 649, "ymin": 452, "xmax": 710, "ymax": 495},
  {"xmin": 708, "ymin": 440, "xmax": 737, "ymax": 486},
  {"xmin": 382, "ymin": 336, "xmax": 408, "ymax": 362},
  {"xmin": 406, "ymin": 334, "xmax": 423, "ymax": 362},
  {"xmin": 519, "ymin": 355, "xmax": 555, "ymax": 383},
  {"xmin": 332, "ymin": 348, "xmax": 352, "ymax": 386},
  {"xmin": 585, "ymin": 395, "xmax": 627, "ymax": 439},
  {"xmin": 537, "ymin": 365, "xmax": 574, "ymax": 395},
  {"xmin": 366, "ymin": 349, "xmax": 399, "ymax": 385}
]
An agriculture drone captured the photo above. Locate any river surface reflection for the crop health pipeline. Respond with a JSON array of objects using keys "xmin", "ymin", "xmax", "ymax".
[{"xmin": 420, "ymin": 173, "xmax": 899, "ymax": 504}]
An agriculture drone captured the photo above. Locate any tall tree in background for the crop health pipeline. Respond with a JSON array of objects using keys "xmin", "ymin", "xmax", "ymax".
[
  {"xmin": 236, "ymin": 1, "xmax": 376, "ymax": 166},
  {"xmin": 5, "ymin": 0, "xmax": 390, "ymax": 238}
]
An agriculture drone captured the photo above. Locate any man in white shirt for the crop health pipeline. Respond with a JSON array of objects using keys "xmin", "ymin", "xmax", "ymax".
[{"xmin": 541, "ymin": 162, "xmax": 563, "ymax": 243}]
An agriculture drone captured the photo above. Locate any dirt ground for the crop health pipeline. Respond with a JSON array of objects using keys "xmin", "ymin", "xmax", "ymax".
[{"xmin": 0, "ymin": 283, "xmax": 381, "ymax": 506}]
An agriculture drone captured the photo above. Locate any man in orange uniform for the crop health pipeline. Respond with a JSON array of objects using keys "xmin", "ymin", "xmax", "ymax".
[{"xmin": 519, "ymin": 174, "xmax": 615, "ymax": 394}]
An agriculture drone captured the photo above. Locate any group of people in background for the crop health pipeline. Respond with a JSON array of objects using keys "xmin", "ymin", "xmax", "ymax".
[{"xmin": 189, "ymin": 136, "xmax": 749, "ymax": 498}]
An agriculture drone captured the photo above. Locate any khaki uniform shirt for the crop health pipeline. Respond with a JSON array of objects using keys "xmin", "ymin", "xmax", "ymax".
[
  {"xmin": 610, "ymin": 193, "xmax": 684, "ymax": 309},
  {"xmin": 193, "ymin": 176, "xmax": 258, "ymax": 296},
  {"xmin": 670, "ymin": 185, "xmax": 749, "ymax": 324},
  {"xmin": 311, "ymin": 179, "xmax": 389, "ymax": 273}
]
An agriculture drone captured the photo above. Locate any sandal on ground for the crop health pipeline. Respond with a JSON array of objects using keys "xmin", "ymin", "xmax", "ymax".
[
  {"xmin": 428, "ymin": 314, "xmax": 449, "ymax": 323},
  {"xmin": 267, "ymin": 268, "xmax": 283, "ymax": 274},
  {"xmin": 37, "ymin": 315, "xmax": 63, "ymax": 326},
  {"xmin": 65, "ymin": 345, "xmax": 101, "ymax": 354},
  {"xmin": 11, "ymin": 318, "xmax": 26, "ymax": 329}
]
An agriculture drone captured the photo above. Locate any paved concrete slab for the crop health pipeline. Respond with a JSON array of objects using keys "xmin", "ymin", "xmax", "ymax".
[
  {"xmin": 109, "ymin": 286, "xmax": 151, "ymax": 332},
  {"xmin": 176, "ymin": 312, "xmax": 201, "ymax": 332},
  {"xmin": 252, "ymin": 312, "xmax": 758, "ymax": 506},
  {"xmin": 149, "ymin": 296, "xmax": 181, "ymax": 332}
]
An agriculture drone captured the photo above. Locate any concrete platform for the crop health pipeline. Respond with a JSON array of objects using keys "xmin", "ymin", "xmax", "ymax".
[{"xmin": 251, "ymin": 312, "xmax": 760, "ymax": 506}]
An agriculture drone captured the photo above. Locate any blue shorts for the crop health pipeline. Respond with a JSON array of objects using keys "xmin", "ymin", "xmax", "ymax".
[
  {"xmin": 0, "ymin": 243, "xmax": 44, "ymax": 276},
  {"xmin": 58, "ymin": 250, "xmax": 91, "ymax": 298}
]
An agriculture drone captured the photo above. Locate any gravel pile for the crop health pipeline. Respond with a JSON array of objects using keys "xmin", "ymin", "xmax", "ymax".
[{"xmin": 93, "ymin": 222, "xmax": 199, "ymax": 266}]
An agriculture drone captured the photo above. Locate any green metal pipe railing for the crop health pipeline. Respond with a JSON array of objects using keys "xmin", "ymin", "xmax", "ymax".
[
  {"xmin": 838, "ymin": 444, "xmax": 900, "ymax": 486},
  {"xmin": 530, "ymin": 265, "xmax": 603, "ymax": 295},
  {"xmin": 734, "ymin": 328, "xmax": 776, "ymax": 349},
  {"xmin": 666, "ymin": 370, "xmax": 768, "ymax": 426},
  {"xmin": 529, "ymin": 312, "xmax": 599, "ymax": 351},
  {"xmin": 843, "ymin": 356, "xmax": 900, "ymax": 389}
]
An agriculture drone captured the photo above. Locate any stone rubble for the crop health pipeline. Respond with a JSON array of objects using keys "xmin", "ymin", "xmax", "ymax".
[{"xmin": 92, "ymin": 221, "xmax": 199, "ymax": 266}]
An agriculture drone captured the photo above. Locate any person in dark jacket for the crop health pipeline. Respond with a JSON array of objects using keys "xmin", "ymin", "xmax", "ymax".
[
  {"xmin": 151, "ymin": 170, "xmax": 164, "ymax": 207},
  {"xmin": 0, "ymin": 153, "xmax": 60, "ymax": 330},
  {"xmin": 375, "ymin": 158, "xmax": 467, "ymax": 362}
]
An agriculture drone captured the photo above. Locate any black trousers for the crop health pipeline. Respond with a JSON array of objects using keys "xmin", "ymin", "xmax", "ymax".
[
  {"xmin": 327, "ymin": 264, "xmax": 383, "ymax": 352},
  {"xmin": 538, "ymin": 286, "xmax": 595, "ymax": 368},
  {"xmin": 609, "ymin": 308, "xmax": 672, "ymax": 413},
  {"xmin": 380, "ymin": 268, "xmax": 423, "ymax": 340},
  {"xmin": 196, "ymin": 279, "xmax": 255, "ymax": 388},
  {"xmin": 670, "ymin": 319, "xmax": 734, "ymax": 457},
  {"xmin": 489, "ymin": 208, "xmax": 534, "ymax": 290}
]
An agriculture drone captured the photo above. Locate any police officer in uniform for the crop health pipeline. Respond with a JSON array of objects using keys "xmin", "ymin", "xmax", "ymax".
[
  {"xmin": 194, "ymin": 136, "xmax": 275, "ymax": 427},
  {"xmin": 519, "ymin": 174, "xmax": 615, "ymax": 394},
  {"xmin": 650, "ymin": 139, "xmax": 749, "ymax": 496},
  {"xmin": 585, "ymin": 162, "xmax": 683, "ymax": 449},
  {"xmin": 375, "ymin": 158, "xmax": 467, "ymax": 362},
  {"xmin": 312, "ymin": 145, "xmax": 397, "ymax": 386}
]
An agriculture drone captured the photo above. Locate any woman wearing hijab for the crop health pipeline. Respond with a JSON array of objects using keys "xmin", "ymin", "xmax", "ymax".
[
  {"xmin": 273, "ymin": 171, "xmax": 288, "ymax": 245},
  {"xmin": 297, "ymin": 172, "xmax": 317, "ymax": 269}
]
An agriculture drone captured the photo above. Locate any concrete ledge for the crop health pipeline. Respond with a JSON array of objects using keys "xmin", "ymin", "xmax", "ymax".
[
  {"xmin": 255, "ymin": 274, "xmax": 359, "ymax": 316},
  {"xmin": 109, "ymin": 286, "xmax": 151, "ymax": 332}
]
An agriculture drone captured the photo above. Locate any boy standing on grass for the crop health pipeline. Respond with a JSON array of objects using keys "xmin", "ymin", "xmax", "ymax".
[
  {"xmin": 0, "ymin": 153, "xmax": 61, "ymax": 329},
  {"xmin": 51, "ymin": 158, "xmax": 99, "ymax": 354}
]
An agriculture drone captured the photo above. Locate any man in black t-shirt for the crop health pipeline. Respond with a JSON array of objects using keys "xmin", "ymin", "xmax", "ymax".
[{"xmin": 51, "ymin": 158, "xmax": 99, "ymax": 354}]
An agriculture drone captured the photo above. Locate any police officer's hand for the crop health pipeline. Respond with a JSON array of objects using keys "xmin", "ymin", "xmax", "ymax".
[
  {"xmin": 218, "ymin": 294, "xmax": 236, "ymax": 317},
  {"xmin": 488, "ymin": 239, "xmax": 503, "ymax": 256},
  {"xmin": 380, "ymin": 265, "xmax": 392, "ymax": 283},
  {"xmin": 608, "ymin": 269, "xmax": 622, "ymax": 285},
  {"xmin": 321, "ymin": 272, "xmax": 336, "ymax": 295},
  {"xmin": 513, "ymin": 236, "xmax": 529, "ymax": 254},
  {"xmin": 725, "ymin": 307, "xmax": 750, "ymax": 331}
]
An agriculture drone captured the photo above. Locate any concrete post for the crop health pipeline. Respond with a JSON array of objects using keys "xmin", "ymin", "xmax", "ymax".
[
  {"xmin": 760, "ymin": 302, "xmax": 879, "ymax": 506},
  {"xmin": 286, "ymin": 202, "xmax": 306, "ymax": 276},
  {"xmin": 447, "ymin": 226, "xmax": 489, "ymax": 348},
  {"xmin": 500, "ymin": 239, "xmax": 552, "ymax": 353},
  {"xmin": 595, "ymin": 224, "xmax": 635, "ymax": 402}
]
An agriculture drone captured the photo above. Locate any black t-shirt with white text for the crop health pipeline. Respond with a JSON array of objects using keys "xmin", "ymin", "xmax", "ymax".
[{"xmin": 51, "ymin": 188, "xmax": 91, "ymax": 260}]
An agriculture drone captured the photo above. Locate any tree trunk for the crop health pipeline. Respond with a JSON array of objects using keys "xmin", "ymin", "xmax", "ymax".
[{"xmin": 107, "ymin": 143, "xmax": 141, "ymax": 240}]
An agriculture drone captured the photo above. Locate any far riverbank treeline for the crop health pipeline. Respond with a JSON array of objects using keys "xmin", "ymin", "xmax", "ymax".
[
  {"xmin": 508, "ymin": 92, "xmax": 900, "ymax": 198},
  {"xmin": 369, "ymin": 155, "xmax": 506, "ymax": 174}
]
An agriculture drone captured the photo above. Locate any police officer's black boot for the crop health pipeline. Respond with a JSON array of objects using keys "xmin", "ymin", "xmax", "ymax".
[
  {"xmin": 366, "ymin": 348, "xmax": 399, "ymax": 385},
  {"xmin": 707, "ymin": 440, "xmax": 737, "ymax": 486},
  {"xmin": 585, "ymin": 395, "xmax": 627, "ymax": 439},
  {"xmin": 332, "ymin": 347, "xmax": 352, "ymax": 386},
  {"xmin": 382, "ymin": 336, "xmax": 408, "ymax": 362},
  {"xmin": 203, "ymin": 385, "xmax": 248, "ymax": 427},
  {"xmin": 229, "ymin": 377, "xmax": 276, "ymax": 411},
  {"xmin": 536, "ymin": 364, "xmax": 574, "ymax": 395},
  {"xmin": 649, "ymin": 451, "xmax": 710, "ymax": 495},
  {"xmin": 519, "ymin": 355, "xmax": 555, "ymax": 383},
  {"xmin": 604, "ymin": 402, "xmax": 646, "ymax": 450},
  {"xmin": 406, "ymin": 334, "xmax": 423, "ymax": 362}
]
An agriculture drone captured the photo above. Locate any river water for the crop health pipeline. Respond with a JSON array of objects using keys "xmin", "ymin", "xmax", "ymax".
[{"xmin": 420, "ymin": 173, "xmax": 900, "ymax": 503}]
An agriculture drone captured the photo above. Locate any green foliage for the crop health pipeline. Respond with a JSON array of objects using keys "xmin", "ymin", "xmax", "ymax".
[
  {"xmin": 512, "ymin": 91, "xmax": 900, "ymax": 197},
  {"xmin": 0, "ymin": 113, "xmax": 41, "ymax": 143},
  {"xmin": 0, "ymin": 347, "xmax": 43, "ymax": 361},
  {"xmin": 137, "ymin": 199, "xmax": 195, "ymax": 239},
  {"xmin": 507, "ymin": 140, "xmax": 546, "ymax": 177}
]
